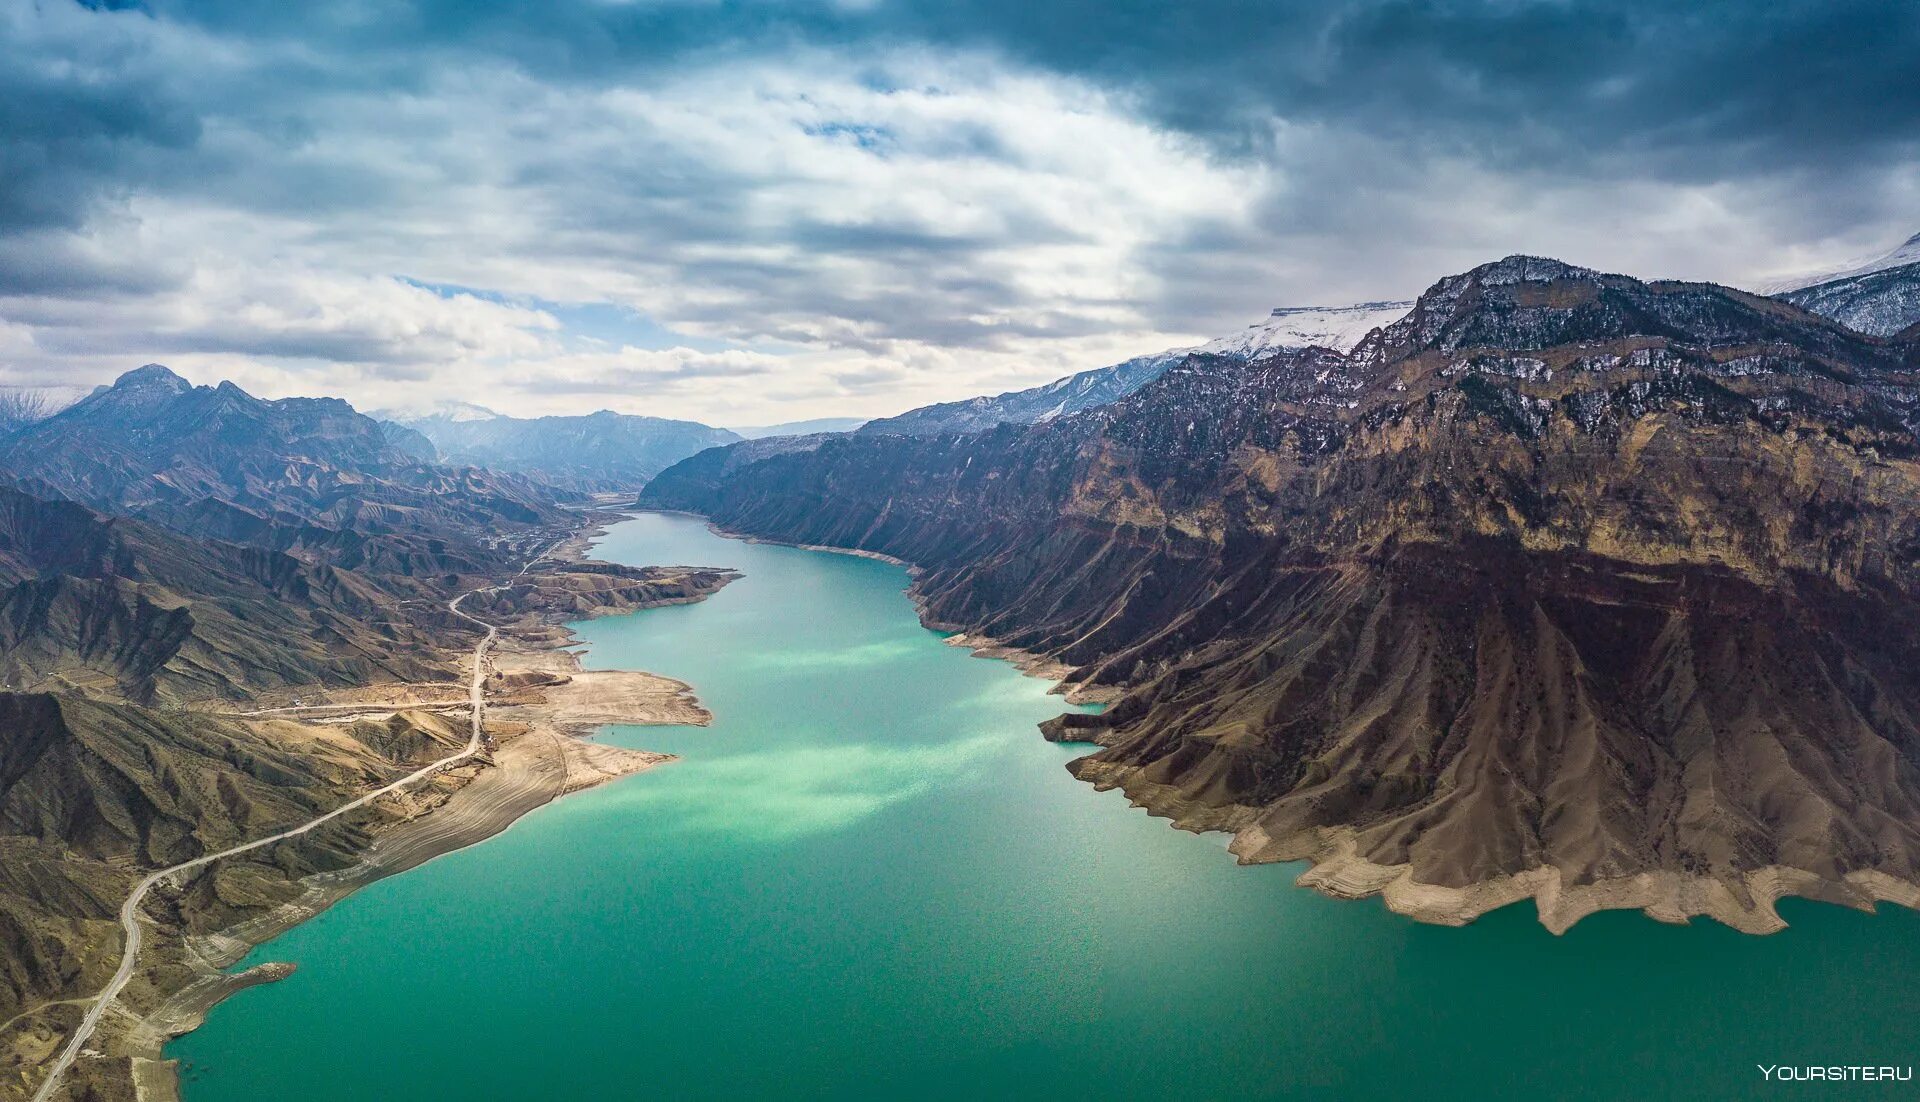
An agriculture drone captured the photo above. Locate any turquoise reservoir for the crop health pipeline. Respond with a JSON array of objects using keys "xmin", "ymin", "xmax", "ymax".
[{"xmin": 169, "ymin": 511, "xmax": 1920, "ymax": 1100}]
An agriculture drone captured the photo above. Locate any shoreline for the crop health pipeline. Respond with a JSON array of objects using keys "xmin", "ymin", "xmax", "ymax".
[
  {"xmin": 124, "ymin": 727, "xmax": 668, "ymax": 1102},
  {"xmin": 1070, "ymin": 758, "xmax": 1920, "ymax": 936},
  {"xmin": 32, "ymin": 512, "xmax": 726, "ymax": 1102},
  {"xmin": 668, "ymin": 509, "xmax": 1920, "ymax": 938},
  {"xmin": 686, "ymin": 513, "xmax": 1120, "ymax": 706}
]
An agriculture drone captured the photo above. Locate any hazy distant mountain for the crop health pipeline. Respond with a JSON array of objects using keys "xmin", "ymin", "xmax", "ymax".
[
  {"xmin": 1775, "ymin": 231, "xmax": 1920, "ymax": 337},
  {"xmin": 392, "ymin": 408, "xmax": 740, "ymax": 492},
  {"xmin": 647, "ymin": 255, "xmax": 1920, "ymax": 932},
  {"xmin": 729, "ymin": 417, "xmax": 868, "ymax": 439},
  {"xmin": 0, "ymin": 365, "xmax": 565, "ymax": 545},
  {"xmin": 858, "ymin": 301, "xmax": 1411, "ymax": 437},
  {"xmin": 378, "ymin": 399, "xmax": 504, "ymax": 423}
]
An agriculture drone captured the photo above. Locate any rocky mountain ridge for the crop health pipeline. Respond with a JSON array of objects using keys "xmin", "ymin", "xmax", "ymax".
[
  {"xmin": 856, "ymin": 301, "xmax": 1411, "ymax": 438},
  {"xmin": 643, "ymin": 254, "xmax": 1920, "ymax": 931},
  {"xmin": 0, "ymin": 365, "xmax": 568, "ymax": 567},
  {"xmin": 0, "ymin": 484, "xmax": 458, "ymax": 706}
]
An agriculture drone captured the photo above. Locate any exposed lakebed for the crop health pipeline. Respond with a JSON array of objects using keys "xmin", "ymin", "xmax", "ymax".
[{"xmin": 170, "ymin": 511, "xmax": 1920, "ymax": 1100}]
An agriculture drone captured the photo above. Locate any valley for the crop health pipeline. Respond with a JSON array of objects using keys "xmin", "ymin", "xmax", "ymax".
[
  {"xmin": 5, "ymin": 245, "xmax": 1920, "ymax": 1100},
  {"xmin": 161, "ymin": 510, "xmax": 1920, "ymax": 1102},
  {"xmin": 0, "ymin": 369, "xmax": 737, "ymax": 1100},
  {"xmin": 11, "ymin": 6, "xmax": 1920, "ymax": 1096}
]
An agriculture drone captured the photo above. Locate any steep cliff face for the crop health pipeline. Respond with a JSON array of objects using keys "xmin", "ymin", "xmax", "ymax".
[{"xmin": 643, "ymin": 256, "xmax": 1920, "ymax": 929}]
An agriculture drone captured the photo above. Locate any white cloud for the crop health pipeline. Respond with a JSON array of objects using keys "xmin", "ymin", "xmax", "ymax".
[
  {"xmin": 3, "ymin": 4, "xmax": 1918, "ymax": 426},
  {"xmin": 0, "ymin": 13, "xmax": 1279, "ymax": 423}
]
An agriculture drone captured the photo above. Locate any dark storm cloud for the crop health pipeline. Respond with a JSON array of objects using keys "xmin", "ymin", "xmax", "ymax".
[
  {"xmin": 129, "ymin": 0, "xmax": 1920, "ymax": 174},
  {"xmin": 11, "ymin": 0, "xmax": 1916, "ymax": 249},
  {"xmin": 0, "ymin": 9, "xmax": 199, "ymax": 235},
  {"xmin": 977, "ymin": 0, "xmax": 1920, "ymax": 163}
]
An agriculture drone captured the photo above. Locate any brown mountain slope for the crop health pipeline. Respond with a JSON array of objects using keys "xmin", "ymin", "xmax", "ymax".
[
  {"xmin": 0, "ymin": 694, "xmax": 467, "ymax": 1025},
  {"xmin": 642, "ymin": 256, "xmax": 1920, "ymax": 931},
  {"xmin": 0, "ymin": 485, "xmax": 454, "ymax": 705},
  {"xmin": 0, "ymin": 361, "xmax": 745, "ymax": 1098}
]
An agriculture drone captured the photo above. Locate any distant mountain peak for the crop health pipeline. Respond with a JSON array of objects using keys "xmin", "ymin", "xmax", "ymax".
[
  {"xmin": 1268, "ymin": 301, "xmax": 1409, "ymax": 317},
  {"xmin": 1774, "ymin": 230, "xmax": 1920, "ymax": 336},
  {"xmin": 371, "ymin": 399, "xmax": 502, "ymax": 424},
  {"xmin": 1763, "ymin": 230, "xmax": 1920, "ymax": 295},
  {"xmin": 1466, "ymin": 255, "xmax": 1599, "ymax": 287},
  {"xmin": 858, "ymin": 300, "xmax": 1414, "ymax": 438},
  {"xmin": 388, "ymin": 407, "xmax": 740, "ymax": 491},
  {"xmin": 113, "ymin": 364, "xmax": 192, "ymax": 392}
]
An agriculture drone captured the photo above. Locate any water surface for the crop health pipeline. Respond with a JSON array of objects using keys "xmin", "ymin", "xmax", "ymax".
[{"xmin": 171, "ymin": 511, "xmax": 1920, "ymax": 1099}]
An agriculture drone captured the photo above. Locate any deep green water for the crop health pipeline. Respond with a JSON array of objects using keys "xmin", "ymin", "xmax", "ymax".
[{"xmin": 170, "ymin": 511, "xmax": 1920, "ymax": 1100}]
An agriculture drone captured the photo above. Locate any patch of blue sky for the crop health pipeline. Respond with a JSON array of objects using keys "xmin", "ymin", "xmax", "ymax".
[{"xmin": 396, "ymin": 278, "xmax": 735, "ymax": 354}]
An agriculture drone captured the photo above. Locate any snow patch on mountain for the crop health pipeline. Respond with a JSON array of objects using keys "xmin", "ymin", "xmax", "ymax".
[
  {"xmin": 1759, "ymin": 232, "xmax": 1920, "ymax": 295},
  {"xmin": 860, "ymin": 300, "xmax": 1415, "ymax": 437},
  {"xmin": 1773, "ymin": 231, "xmax": 1920, "ymax": 338},
  {"xmin": 370, "ymin": 399, "xmax": 502, "ymax": 423},
  {"xmin": 1191, "ymin": 301, "xmax": 1414, "ymax": 360}
]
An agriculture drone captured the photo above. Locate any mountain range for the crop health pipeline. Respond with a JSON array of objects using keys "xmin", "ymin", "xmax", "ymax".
[
  {"xmin": 8, "ymin": 230, "xmax": 1920, "ymax": 1098},
  {"xmin": 387, "ymin": 407, "xmax": 741, "ymax": 493},
  {"xmin": 860, "ymin": 301, "xmax": 1411, "ymax": 437},
  {"xmin": 0, "ymin": 366, "xmax": 565, "ymax": 564},
  {"xmin": 644, "ymin": 252, "xmax": 1920, "ymax": 932}
]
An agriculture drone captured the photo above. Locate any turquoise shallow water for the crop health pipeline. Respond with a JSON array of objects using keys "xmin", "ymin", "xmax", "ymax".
[{"xmin": 170, "ymin": 512, "xmax": 1920, "ymax": 1100}]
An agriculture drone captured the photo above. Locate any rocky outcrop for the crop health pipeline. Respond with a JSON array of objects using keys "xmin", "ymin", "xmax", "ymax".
[{"xmin": 644, "ymin": 255, "xmax": 1920, "ymax": 930}]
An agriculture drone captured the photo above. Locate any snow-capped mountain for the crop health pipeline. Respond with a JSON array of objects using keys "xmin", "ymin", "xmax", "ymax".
[
  {"xmin": 859, "ymin": 300, "xmax": 1412, "ymax": 437},
  {"xmin": 1764, "ymin": 232, "xmax": 1920, "ymax": 294},
  {"xmin": 1775, "ymin": 231, "xmax": 1920, "ymax": 337},
  {"xmin": 368, "ymin": 399, "xmax": 503, "ymax": 423},
  {"xmin": 1192, "ymin": 302, "xmax": 1415, "ymax": 360}
]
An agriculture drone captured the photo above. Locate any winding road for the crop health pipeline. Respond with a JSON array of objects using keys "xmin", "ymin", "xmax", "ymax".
[{"xmin": 30, "ymin": 551, "xmax": 553, "ymax": 1102}]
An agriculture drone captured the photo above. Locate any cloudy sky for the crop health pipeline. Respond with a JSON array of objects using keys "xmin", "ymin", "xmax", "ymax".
[{"xmin": 3, "ymin": 0, "xmax": 1918, "ymax": 425}]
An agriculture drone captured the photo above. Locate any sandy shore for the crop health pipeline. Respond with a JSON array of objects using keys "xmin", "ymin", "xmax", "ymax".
[
  {"xmin": 1268, "ymin": 826, "xmax": 1920, "ymax": 936},
  {"xmin": 23, "ymin": 523, "xmax": 727, "ymax": 1102},
  {"xmin": 1067, "ymin": 757, "xmax": 1920, "ymax": 936},
  {"xmin": 105, "ymin": 726, "xmax": 667, "ymax": 1102}
]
